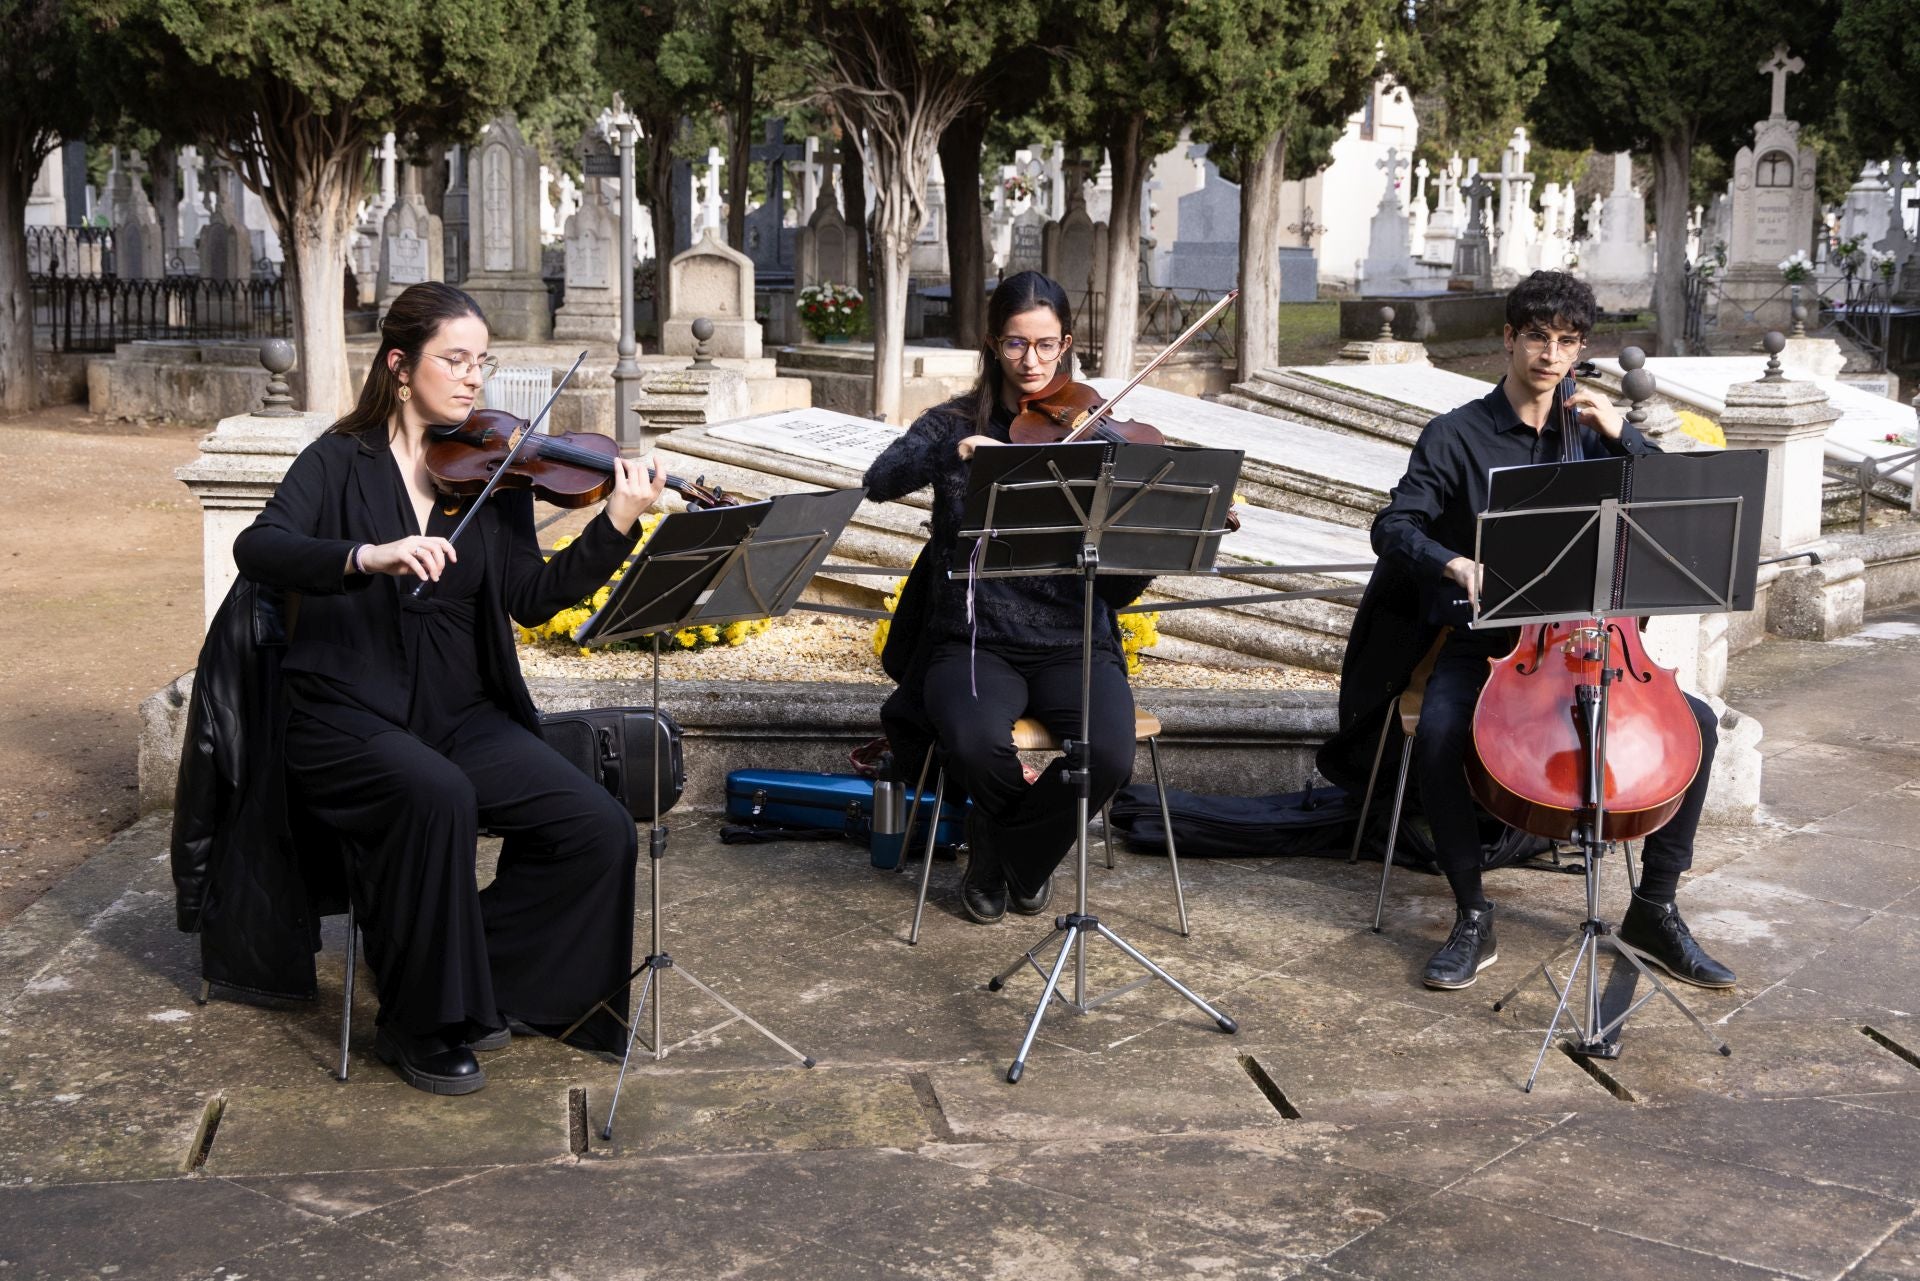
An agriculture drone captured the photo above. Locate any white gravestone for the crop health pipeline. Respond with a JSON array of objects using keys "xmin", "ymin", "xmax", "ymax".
[
  {"xmin": 1720, "ymin": 48, "xmax": 1817, "ymax": 329},
  {"xmin": 1583, "ymin": 153, "xmax": 1656, "ymax": 311},
  {"xmin": 662, "ymin": 226, "xmax": 761, "ymax": 359},
  {"xmin": 377, "ymin": 161, "xmax": 444, "ymax": 316},
  {"xmin": 553, "ymin": 176, "xmax": 621, "ymax": 343}
]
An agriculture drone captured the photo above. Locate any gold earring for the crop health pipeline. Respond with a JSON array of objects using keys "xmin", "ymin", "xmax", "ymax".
[{"xmin": 397, "ymin": 384, "xmax": 412, "ymax": 403}]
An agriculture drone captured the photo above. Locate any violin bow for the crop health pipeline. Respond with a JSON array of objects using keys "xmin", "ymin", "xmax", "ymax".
[
  {"xmin": 409, "ymin": 350, "xmax": 588, "ymax": 599},
  {"xmin": 1064, "ymin": 288, "xmax": 1239, "ymax": 443}
]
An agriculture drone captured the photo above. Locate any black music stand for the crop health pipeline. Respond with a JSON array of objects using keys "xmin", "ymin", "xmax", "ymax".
[
  {"xmin": 1471, "ymin": 449, "xmax": 1766, "ymax": 1090},
  {"xmin": 564, "ymin": 486, "xmax": 865, "ymax": 1138},
  {"xmin": 958, "ymin": 441, "xmax": 1243, "ymax": 1084}
]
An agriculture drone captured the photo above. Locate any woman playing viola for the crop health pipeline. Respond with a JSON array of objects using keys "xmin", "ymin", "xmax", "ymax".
[
  {"xmin": 232, "ymin": 282, "xmax": 668, "ymax": 1095},
  {"xmin": 864, "ymin": 272, "xmax": 1150, "ymax": 924}
]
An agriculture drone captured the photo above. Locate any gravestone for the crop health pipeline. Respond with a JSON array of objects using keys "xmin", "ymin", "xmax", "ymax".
[
  {"xmin": 378, "ymin": 159, "xmax": 445, "ymax": 317},
  {"xmin": 462, "ymin": 115, "xmax": 551, "ymax": 340},
  {"xmin": 1360, "ymin": 147, "xmax": 1417, "ymax": 293},
  {"xmin": 662, "ymin": 226, "xmax": 761, "ymax": 358},
  {"xmin": 1043, "ymin": 181, "xmax": 1108, "ymax": 340},
  {"xmin": 744, "ymin": 118, "xmax": 803, "ymax": 281},
  {"xmin": 25, "ymin": 147, "xmax": 64, "ymax": 228},
  {"xmin": 1838, "ymin": 163, "xmax": 1890, "ymax": 250},
  {"xmin": 1584, "ymin": 153, "xmax": 1656, "ymax": 312},
  {"xmin": 1165, "ymin": 144, "xmax": 1240, "ymax": 293},
  {"xmin": 909, "ymin": 152, "xmax": 948, "ymax": 279},
  {"xmin": 1422, "ymin": 153, "xmax": 1462, "ymax": 266},
  {"xmin": 553, "ymin": 159, "xmax": 621, "ymax": 343},
  {"xmin": 1006, "ymin": 205, "xmax": 1046, "ymax": 276},
  {"xmin": 795, "ymin": 195, "xmax": 853, "ymax": 311},
  {"xmin": 1720, "ymin": 47, "xmax": 1817, "ymax": 329},
  {"xmin": 176, "ymin": 147, "xmax": 205, "ymax": 264},
  {"xmin": 1492, "ymin": 127, "xmax": 1536, "ymax": 281},
  {"xmin": 106, "ymin": 150, "xmax": 165, "ymax": 280},
  {"xmin": 1451, "ymin": 171, "xmax": 1495, "ymax": 290},
  {"xmin": 442, "ymin": 144, "xmax": 469, "ymax": 283},
  {"xmin": 196, "ymin": 159, "xmax": 249, "ymax": 283}
]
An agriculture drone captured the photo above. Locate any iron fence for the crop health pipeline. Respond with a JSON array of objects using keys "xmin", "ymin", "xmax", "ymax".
[
  {"xmin": 26, "ymin": 226, "xmax": 115, "ymax": 278},
  {"xmin": 1683, "ymin": 263, "xmax": 1891, "ymax": 372},
  {"xmin": 1082, "ymin": 287, "xmax": 1237, "ymax": 372},
  {"xmin": 31, "ymin": 273, "xmax": 291, "ymax": 353}
]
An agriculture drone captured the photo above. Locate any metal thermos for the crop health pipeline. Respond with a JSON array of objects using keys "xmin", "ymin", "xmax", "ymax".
[{"xmin": 869, "ymin": 757, "xmax": 907, "ymax": 869}]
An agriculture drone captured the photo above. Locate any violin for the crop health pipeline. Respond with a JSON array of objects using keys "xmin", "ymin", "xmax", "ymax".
[
  {"xmin": 425, "ymin": 408, "xmax": 737, "ymax": 512},
  {"xmin": 1465, "ymin": 374, "xmax": 1701, "ymax": 841},
  {"xmin": 996, "ymin": 290, "xmax": 1240, "ymax": 531}
]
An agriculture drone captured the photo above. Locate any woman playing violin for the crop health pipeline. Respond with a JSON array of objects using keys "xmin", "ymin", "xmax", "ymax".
[
  {"xmin": 232, "ymin": 282, "xmax": 667, "ymax": 1095},
  {"xmin": 864, "ymin": 271, "xmax": 1150, "ymax": 924}
]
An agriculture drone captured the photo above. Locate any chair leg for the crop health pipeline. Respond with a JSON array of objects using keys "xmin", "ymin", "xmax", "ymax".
[
  {"xmin": 1148, "ymin": 736, "xmax": 1190, "ymax": 938},
  {"xmin": 1102, "ymin": 801, "xmax": 1116, "ymax": 869},
  {"xmin": 337, "ymin": 900, "xmax": 356, "ymax": 1083},
  {"xmin": 898, "ymin": 745, "xmax": 935, "ymax": 869},
  {"xmin": 1347, "ymin": 700, "xmax": 1397, "ymax": 865},
  {"xmin": 1372, "ymin": 736, "xmax": 1417, "ymax": 934},
  {"xmin": 908, "ymin": 767, "xmax": 947, "ymax": 946}
]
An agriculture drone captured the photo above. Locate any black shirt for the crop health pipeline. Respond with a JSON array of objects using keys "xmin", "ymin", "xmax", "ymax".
[{"xmin": 1371, "ymin": 379, "xmax": 1656, "ymax": 640}]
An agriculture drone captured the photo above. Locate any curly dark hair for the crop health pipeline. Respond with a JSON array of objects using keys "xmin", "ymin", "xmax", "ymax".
[{"xmin": 1505, "ymin": 270, "xmax": 1597, "ymax": 337}]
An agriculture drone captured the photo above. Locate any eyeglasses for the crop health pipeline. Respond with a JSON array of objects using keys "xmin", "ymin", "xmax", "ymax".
[
  {"xmin": 423, "ymin": 351, "xmax": 500, "ymax": 381},
  {"xmin": 1516, "ymin": 329, "xmax": 1585, "ymax": 356},
  {"xmin": 997, "ymin": 336, "xmax": 1068, "ymax": 361}
]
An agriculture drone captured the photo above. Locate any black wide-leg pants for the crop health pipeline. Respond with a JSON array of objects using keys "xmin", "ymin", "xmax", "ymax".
[
  {"xmin": 922, "ymin": 640, "xmax": 1135, "ymax": 894},
  {"xmin": 285, "ymin": 708, "xmax": 639, "ymax": 1051},
  {"xmin": 1412, "ymin": 635, "xmax": 1718, "ymax": 909}
]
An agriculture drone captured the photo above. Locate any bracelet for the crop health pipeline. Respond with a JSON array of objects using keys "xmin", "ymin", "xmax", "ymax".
[{"xmin": 352, "ymin": 543, "xmax": 369, "ymax": 575}]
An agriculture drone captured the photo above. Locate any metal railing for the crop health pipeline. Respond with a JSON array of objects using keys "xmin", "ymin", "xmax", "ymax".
[
  {"xmin": 1082, "ymin": 287, "xmax": 1238, "ymax": 371},
  {"xmin": 31, "ymin": 273, "xmax": 292, "ymax": 353},
  {"xmin": 26, "ymin": 226, "xmax": 115, "ymax": 278},
  {"xmin": 1683, "ymin": 262, "xmax": 1892, "ymax": 371}
]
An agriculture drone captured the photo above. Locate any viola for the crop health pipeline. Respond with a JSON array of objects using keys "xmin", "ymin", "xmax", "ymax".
[
  {"xmin": 1465, "ymin": 376, "xmax": 1701, "ymax": 841},
  {"xmin": 1010, "ymin": 366, "xmax": 1167, "ymax": 447},
  {"xmin": 425, "ymin": 408, "xmax": 736, "ymax": 512}
]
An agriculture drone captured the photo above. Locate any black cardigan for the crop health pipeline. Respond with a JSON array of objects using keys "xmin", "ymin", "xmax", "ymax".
[{"xmin": 231, "ymin": 429, "xmax": 638, "ymax": 736}]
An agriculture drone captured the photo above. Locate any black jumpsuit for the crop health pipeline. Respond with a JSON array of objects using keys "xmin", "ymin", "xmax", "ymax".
[{"xmin": 236, "ymin": 434, "xmax": 639, "ymax": 1052}]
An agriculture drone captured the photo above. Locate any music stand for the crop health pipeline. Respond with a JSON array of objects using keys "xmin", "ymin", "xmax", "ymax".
[
  {"xmin": 563, "ymin": 485, "xmax": 865, "ymax": 1138},
  {"xmin": 1471, "ymin": 449, "xmax": 1766, "ymax": 1090},
  {"xmin": 957, "ymin": 441, "xmax": 1243, "ymax": 1084}
]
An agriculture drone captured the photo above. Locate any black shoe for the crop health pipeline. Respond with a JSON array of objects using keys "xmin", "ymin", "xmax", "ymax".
[
  {"xmin": 469, "ymin": 1024, "xmax": 512, "ymax": 1052},
  {"xmin": 1423, "ymin": 904, "xmax": 1498, "ymax": 990},
  {"xmin": 374, "ymin": 1027, "xmax": 487, "ymax": 1095},
  {"xmin": 961, "ymin": 815, "xmax": 1008, "ymax": 924},
  {"xmin": 1007, "ymin": 872, "xmax": 1053, "ymax": 916},
  {"xmin": 1617, "ymin": 896, "xmax": 1736, "ymax": 988}
]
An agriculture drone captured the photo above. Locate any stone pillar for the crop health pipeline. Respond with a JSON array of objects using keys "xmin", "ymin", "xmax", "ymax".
[{"xmin": 174, "ymin": 340, "xmax": 334, "ymax": 628}]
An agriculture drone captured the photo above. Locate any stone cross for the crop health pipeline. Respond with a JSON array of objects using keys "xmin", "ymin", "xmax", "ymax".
[
  {"xmin": 1374, "ymin": 147, "xmax": 1408, "ymax": 212},
  {"xmin": 1413, "ymin": 157, "xmax": 1430, "ymax": 207},
  {"xmin": 1463, "ymin": 173, "xmax": 1496, "ymax": 232},
  {"xmin": 1759, "ymin": 46, "xmax": 1804, "ymax": 119},
  {"xmin": 1881, "ymin": 157, "xmax": 1915, "ymax": 259}
]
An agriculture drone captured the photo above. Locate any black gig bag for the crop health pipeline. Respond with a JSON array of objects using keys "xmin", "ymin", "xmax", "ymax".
[{"xmin": 538, "ymin": 706, "xmax": 686, "ymax": 820}]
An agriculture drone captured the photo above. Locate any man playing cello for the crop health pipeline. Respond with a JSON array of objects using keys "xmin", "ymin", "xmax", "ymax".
[{"xmin": 1351, "ymin": 271, "xmax": 1736, "ymax": 992}]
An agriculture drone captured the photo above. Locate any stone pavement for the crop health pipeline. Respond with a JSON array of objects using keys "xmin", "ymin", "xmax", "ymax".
[{"xmin": 5, "ymin": 617, "xmax": 1920, "ymax": 1280}]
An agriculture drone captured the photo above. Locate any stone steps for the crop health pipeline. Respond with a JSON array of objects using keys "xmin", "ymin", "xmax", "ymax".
[{"xmin": 1218, "ymin": 368, "xmax": 1427, "ymax": 450}]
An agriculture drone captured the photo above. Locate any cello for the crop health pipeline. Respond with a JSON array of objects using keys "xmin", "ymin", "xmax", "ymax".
[{"xmin": 1464, "ymin": 374, "xmax": 1702, "ymax": 842}]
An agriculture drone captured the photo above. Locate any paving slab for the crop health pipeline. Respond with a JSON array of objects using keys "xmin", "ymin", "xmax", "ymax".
[
  {"xmin": 1851, "ymin": 1216, "xmax": 1920, "ymax": 1281},
  {"xmin": 1592, "ymin": 1018, "xmax": 1920, "ymax": 1104},
  {"xmin": 1722, "ymin": 826, "xmax": 1920, "ymax": 914},
  {"xmin": 0, "ymin": 1089, "xmax": 213, "ymax": 1186},
  {"xmin": 1455, "ymin": 1114, "xmax": 1916, "ymax": 1277},
  {"xmin": 586, "ymin": 1065, "xmax": 931, "ymax": 1158}
]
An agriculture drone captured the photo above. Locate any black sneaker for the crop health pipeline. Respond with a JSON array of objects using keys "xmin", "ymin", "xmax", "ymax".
[
  {"xmin": 1423, "ymin": 904, "xmax": 1498, "ymax": 990},
  {"xmin": 1617, "ymin": 896, "xmax": 1736, "ymax": 988},
  {"xmin": 961, "ymin": 814, "xmax": 1008, "ymax": 924}
]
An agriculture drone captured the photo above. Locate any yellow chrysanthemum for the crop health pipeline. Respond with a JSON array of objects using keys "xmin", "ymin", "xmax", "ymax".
[{"xmin": 1676, "ymin": 409, "xmax": 1725, "ymax": 448}]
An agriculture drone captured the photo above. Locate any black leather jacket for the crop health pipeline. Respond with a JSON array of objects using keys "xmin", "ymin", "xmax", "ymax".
[{"xmin": 170, "ymin": 577, "xmax": 343, "ymax": 1001}]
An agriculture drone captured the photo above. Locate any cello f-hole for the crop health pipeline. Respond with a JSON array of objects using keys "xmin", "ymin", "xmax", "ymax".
[{"xmin": 1611, "ymin": 622, "xmax": 1653, "ymax": 682}]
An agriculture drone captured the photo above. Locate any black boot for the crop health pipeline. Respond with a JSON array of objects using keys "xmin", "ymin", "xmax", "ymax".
[
  {"xmin": 1006, "ymin": 865, "xmax": 1054, "ymax": 916},
  {"xmin": 1617, "ymin": 895, "xmax": 1736, "ymax": 988},
  {"xmin": 961, "ymin": 812, "xmax": 1008, "ymax": 924},
  {"xmin": 1423, "ymin": 903, "xmax": 1498, "ymax": 990},
  {"xmin": 374, "ymin": 1026, "xmax": 486, "ymax": 1095}
]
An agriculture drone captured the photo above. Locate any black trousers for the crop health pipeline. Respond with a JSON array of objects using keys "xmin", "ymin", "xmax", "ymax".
[
  {"xmin": 922, "ymin": 640, "xmax": 1135, "ymax": 893},
  {"xmin": 1412, "ymin": 634, "xmax": 1718, "ymax": 910},
  {"xmin": 285, "ymin": 707, "xmax": 639, "ymax": 1051}
]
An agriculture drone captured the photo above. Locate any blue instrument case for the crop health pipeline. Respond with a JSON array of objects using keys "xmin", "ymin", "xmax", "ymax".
[{"xmin": 723, "ymin": 768, "xmax": 966, "ymax": 868}]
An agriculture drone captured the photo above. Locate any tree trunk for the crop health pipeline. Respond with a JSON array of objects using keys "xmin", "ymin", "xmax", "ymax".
[
  {"xmin": 865, "ymin": 125, "xmax": 941, "ymax": 423},
  {"xmin": 645, "ymin": 114, "xmax": 678, "ymax": 328},
  {"xmin": 727, "ymin": 62, "xmax": 754, "ymax": 251},
  {"xmin": 938, "ymin": 104, "xmax": 988, "ymax": 351},
  {"xmin": 282, "ymin": 202, "xmax": 354, "ymax": 416},
  {"xmin": 1235, "ymin": 128, "xmax": 1288, "ymax": 381},
  {"xmin": 1099, "ymin": 112, "xmax": 1145, "ymax": 378},
  {"xmin": 1651, "ymin": 125, "xmax": 1695, "ymax": 356},
  {"xmin": 841, "ymin": 130, "xmax": 870, "ymax": 297},
  {"xmin": 0, "ymin": 151, "xmax": 35, "ymax": 414}
]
